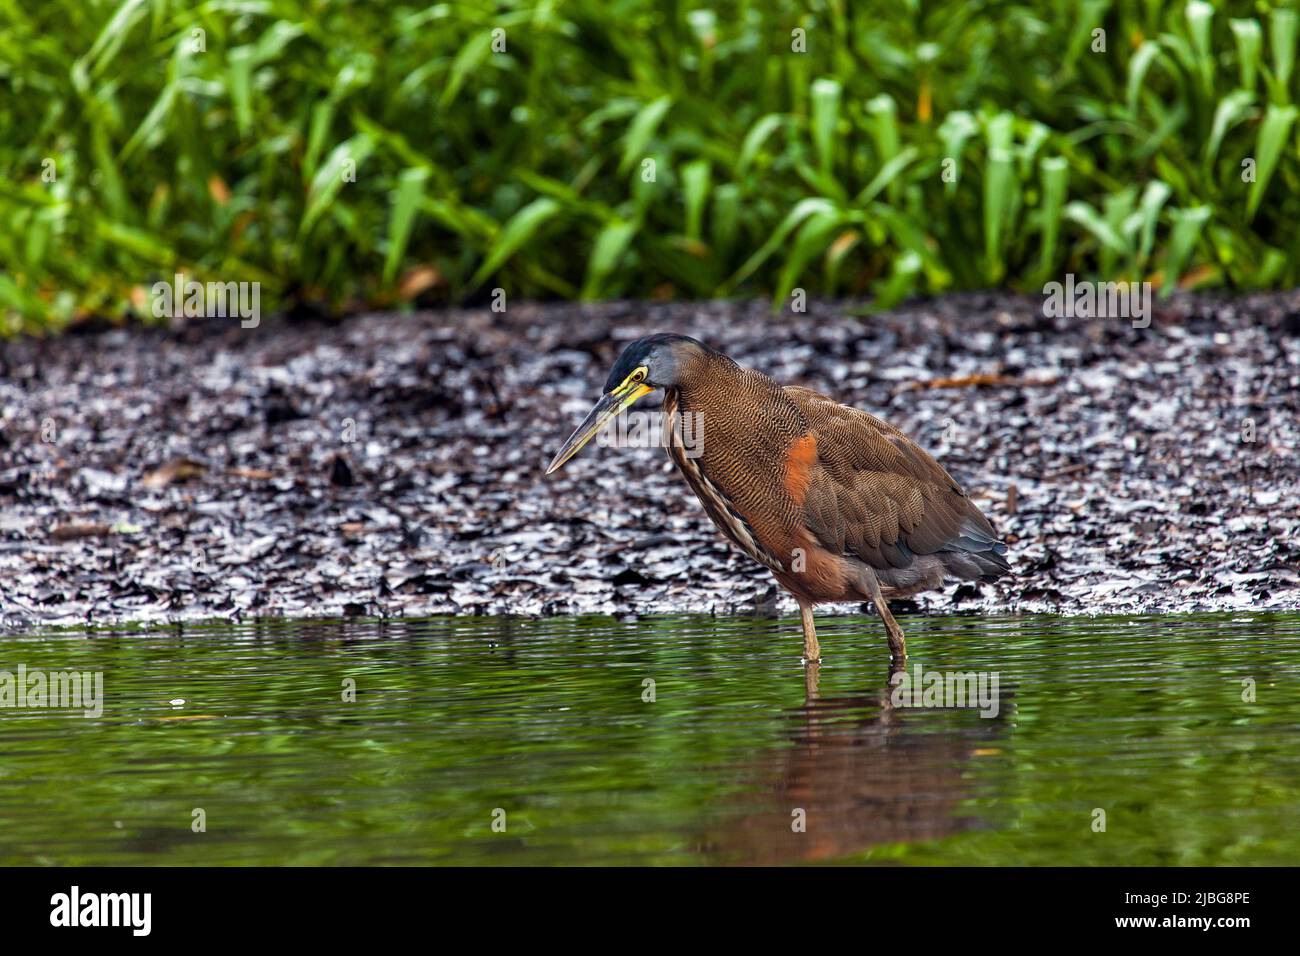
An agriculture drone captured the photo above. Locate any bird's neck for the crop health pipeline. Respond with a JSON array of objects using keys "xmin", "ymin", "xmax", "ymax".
[{"xmin": 674, "ymin": 351, "xmax": 750, "ymax": 411}]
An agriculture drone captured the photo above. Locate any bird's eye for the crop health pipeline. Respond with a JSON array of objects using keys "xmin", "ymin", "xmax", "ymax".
[{"xmin": 632, "ymin": 368, "xmax": 646, "ymax": 383}]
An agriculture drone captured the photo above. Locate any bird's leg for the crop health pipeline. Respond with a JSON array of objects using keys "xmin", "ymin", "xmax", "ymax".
[
  {"xmin": 862, "ymin": 568, "xmax": 907, "ymax": 663},
  {"xmin": 798, "ymin": 598, "xmax": 821, "ymax": 663},
  {"xmin": 879, "ymin": 603, "xmax": 906, "ymax": 663},
  {"xmin": 804, "ymin": 660, "xmax": 820, "ymax": 700}
]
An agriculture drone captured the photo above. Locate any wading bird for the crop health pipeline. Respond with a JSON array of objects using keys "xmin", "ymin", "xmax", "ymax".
[{"xmin": 546, "ymin": 334, "xmax": 1009, "ymax": 663}]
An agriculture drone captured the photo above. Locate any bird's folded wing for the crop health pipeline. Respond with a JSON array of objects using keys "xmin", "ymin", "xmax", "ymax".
[{"xmin": 783, "ymin": 385, "xmax": 1000, "ymax": 570}]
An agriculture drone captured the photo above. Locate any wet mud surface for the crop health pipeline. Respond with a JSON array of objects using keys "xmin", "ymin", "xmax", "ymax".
[{"xmin": 1, "ymin": 293, "xmax": 1297, "ymax": 628}]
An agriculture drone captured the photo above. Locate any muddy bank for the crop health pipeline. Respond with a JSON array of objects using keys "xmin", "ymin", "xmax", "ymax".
[{"xmin": 1, "ymin": 293, "xmax": 1298, "ymax": 629}]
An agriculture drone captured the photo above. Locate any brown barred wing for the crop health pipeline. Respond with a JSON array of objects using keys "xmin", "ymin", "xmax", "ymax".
[{"xmin": 783, "ymin": 386, "xmax": 1009, "ymax": 580}]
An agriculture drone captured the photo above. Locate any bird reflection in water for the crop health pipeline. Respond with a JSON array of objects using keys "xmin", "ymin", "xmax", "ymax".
[{"xmin": 700, "ymin": 658, "xmax": 1010, "ymax": 865}]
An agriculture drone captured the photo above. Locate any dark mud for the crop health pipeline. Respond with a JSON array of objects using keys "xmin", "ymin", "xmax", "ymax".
[{"xmin": 1, "ymin": 293, "xmax": 1298, "ymax": 628}]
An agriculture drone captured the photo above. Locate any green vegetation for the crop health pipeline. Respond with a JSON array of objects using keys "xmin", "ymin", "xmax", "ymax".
[{"xmin": 2, "ymin": 0, "xmax": 1299, "ymax": 333}]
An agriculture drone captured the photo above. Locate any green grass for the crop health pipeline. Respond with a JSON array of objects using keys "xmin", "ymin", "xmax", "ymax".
[{"xmin": 2, "ymin": 0, "xmax": 1299, "ymax": 333}]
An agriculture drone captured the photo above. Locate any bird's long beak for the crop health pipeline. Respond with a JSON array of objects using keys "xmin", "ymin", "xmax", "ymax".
[{"xmin": 545, "ymin": 380, "xmax": 654, "ymax": 475}]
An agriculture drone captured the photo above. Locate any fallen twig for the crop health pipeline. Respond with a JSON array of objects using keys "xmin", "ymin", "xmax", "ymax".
[{"xmin": 894, "ymin": 373, "xmax": 1059, "ymax": 394}]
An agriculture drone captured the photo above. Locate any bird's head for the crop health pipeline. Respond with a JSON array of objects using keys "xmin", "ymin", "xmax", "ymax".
[{"xmin": 545, "ymin": 333, "xmax": 710, "ymax": 475}]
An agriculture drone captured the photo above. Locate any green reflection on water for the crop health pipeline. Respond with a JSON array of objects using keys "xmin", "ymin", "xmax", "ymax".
[{"xmin": 0, "ymin": 612, "xmax": 1296, "ymax": 865}]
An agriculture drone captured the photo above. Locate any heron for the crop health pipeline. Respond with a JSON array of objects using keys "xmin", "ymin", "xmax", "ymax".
[{"xmin": 546, "ymin": 333, "xmax": 1009, "ymax": 663}]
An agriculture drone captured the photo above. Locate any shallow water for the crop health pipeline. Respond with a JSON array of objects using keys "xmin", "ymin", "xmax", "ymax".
[{"xmin": 0, "ymin": 612, "xmax": 1296, "ymax": 865}]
